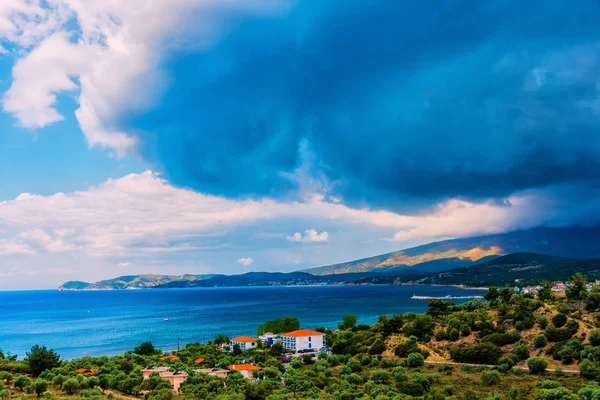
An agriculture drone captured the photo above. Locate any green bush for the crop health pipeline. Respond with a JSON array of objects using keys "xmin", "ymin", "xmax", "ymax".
[
  {"xmin": 481, "ymin": 370, "xmax": 501, "ymax": 386},
  {"xmin": 406, "ymin": 352, "xmax": 424, "ymax": 368},
  {"xmin": 482, "ymin": 331, "xmax": 520, "ymax": 347},
  {"xmin": 527, "ymin": 357, "xmax": 548, "ymax": 374},
  {"xmin": 368, "ymin": 338, "xmax": 386, "ymax": 355},
  {"xmin": 544, "ymin": 325, "xmax": 573, "ymax": 342},
  {"xmin": 513, "ymin": 341, "xmax": 530, "ymax": 360},
  {"xmin": 589, "ymin": 329, "xmax": 600, "ymax": 346},
  {"xmin": 450, "ymin": 342, "xmax": 502, "ymax": 365},
  {"xmin": 552, "ymin": 313, "xmax": 568, "ymax": 328},
  {"xmin": 534, "ymin": 335, "xmax": 548, "ymax": 348}
]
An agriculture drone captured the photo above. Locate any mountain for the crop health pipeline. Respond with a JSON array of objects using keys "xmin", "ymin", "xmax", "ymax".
[
  {"xmin": 353, "ymin": 253, "xmax": 600, "ymax": 287},
  {"xmin": 156, "ymin": 271, "xmax": 383, "ymax": 288},
  {"xmin": 57, "ymin": 274, "xmax": 216, "ymax": 290},
  {"xmin": 303, "ymin": 227, "xmax": 600, "ymax": 275}
]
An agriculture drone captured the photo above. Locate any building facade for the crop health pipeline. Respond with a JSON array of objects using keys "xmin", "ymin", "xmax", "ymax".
[
  {"xmin": 281, "ymin": 329, "xmax": 325, "ymax": 352},
  {"xmin": 230, "ymin": 336, "xmax": 258, "ymax": 351}
]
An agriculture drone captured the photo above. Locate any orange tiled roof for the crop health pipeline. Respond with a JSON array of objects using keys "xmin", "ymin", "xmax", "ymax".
[
  {"xmin": 264, "ymin": 332, "xmax": 273, "ymax": 335},
  {"xmin": 195, "ymin": 358, "xmax": 209, "ymax": 364},
  {"xmin": 159, "ymin": 355, "xmax": 180, "ymax": 361},
  {"xmin": 282, "ymin": 329, "xmax": 324, "ymax": 337},
  {"xmin": 75, "ymin": 368, "xmax": 87, "ymax": 374},
  {"xmin": 228, "ymin": 364, "xmax": 261, "ymax": 371},
  {"xmin": 230, "ymin": 336, "xmax": 258, "ymax": 343}
]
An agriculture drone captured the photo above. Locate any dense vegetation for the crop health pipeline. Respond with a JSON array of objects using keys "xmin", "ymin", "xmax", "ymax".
[{"xmin": 8, "ymin": 273, "xmax": 600, "ymax": 399}]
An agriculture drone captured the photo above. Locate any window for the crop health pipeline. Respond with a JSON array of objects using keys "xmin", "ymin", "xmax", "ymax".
[{"xmin": 308, "ymin": 337, "xmax": 311, "ymax": 342}]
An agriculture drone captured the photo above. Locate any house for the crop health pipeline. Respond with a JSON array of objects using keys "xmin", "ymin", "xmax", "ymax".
[
  {"xmin": 194, "ymin": 368, "xmax": 229, "ymax": 379},
  {"xmin": 194, "ymin": 357, "xmax": 209, "ymax": 365},
  {"xmin": 159, "ymin": 355, "xmax": 180, "ymax": 361},
  {"xmin": 141, "ymin": 366, "xmax": 188, "ymax": 392},
  {"xmin": 281, "ymin": 329, "xmax": 325, "ymax": 352},
  {"xmin": 75, "ymin": 368, "xmax": 97, "ymax": 376},
  {"xmin": 258, "ymin": 332, "xmax": 280, "ymax": 345},
  {"xmin": 230, "ymin": 336, "xmax": 258, "ymax": 351},
  {"xmin": 227, "ymin": 364, "xmax": 262, "ymax": 379}
]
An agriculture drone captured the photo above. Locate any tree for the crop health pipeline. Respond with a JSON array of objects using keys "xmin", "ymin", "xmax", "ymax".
[
  {"xmin": 527, "ymin": 357, "xmax": 548, "ymax": 374},
  {"xmin": 14, "ymin": 376, "xmax": 31, "ymax": 391},
  {"xmin": 534, "ymin": 335, "xmax": 547, "ymax": 348},
  {"xmin": 484, "ymin": 287, "xmax": 500, "ymax": 302},
  {"xmin": 25, "ymin": 345, "xmax": 61, "ymax": 376},
  {"xmin": 481, "ymin": 370, "xmax": 501, "ymax": 386},
  {"xmin": 62, "ymin": 378, "xmax": 81, "ymax": 395},
  {"xmin": 232, "ymin": 343, "xmax": 242, "ymax": 356},
  {"xmin": 0, "ymin": 390, "xmax": 8, "ymax": 400},
  {"xmin": 566, "ymin": 273, "xmax": 588, "ymax": 300},
  {"xmin": 0, "ymin": 372, "xmax": 13, "ymax": 385},
  {"xmin": 537, "ymin": 281, "xmax": 553, "ymax": 301},
  {"xmin": 338, "ymin": 315, "xmax": 357, "ymax": 330},
  {"xmin": 133, "ymin": 341, "xmax": 159, "ymax": 356},
  {"xmin": 589, "ymin": 330, "xmax": 600, "ymax": 346},
  {"xmin": 499, "ymin": 287, "xmax": 515, "ymax": 304},
  {"xmin": 284, "ymin": 369, "xmax": 314, "ymax": 398},
  {"xmin": 370, "ymin": 369, "xmax": 389, "ymax": 383},
  {"xmin": 552, "ymin": 313, "xmax": 567, "ymax": 328},
  {"xmin": 407, "ymin": 352, "xmax": 424, "ymax": 368},
  {"xmin": 214, "ymin": 334, "xmax": 229, "ymax": 346},
  {"xmin": 257, "ymin": 316, "xmax": 299, "ymax": 335},
  {"xmin": 368, "ymin": 338, "xmax": 386, "ymax": 355},
  {"xmin": 33, "ymin": 379, "xmax": 48, "ymax": 398}
]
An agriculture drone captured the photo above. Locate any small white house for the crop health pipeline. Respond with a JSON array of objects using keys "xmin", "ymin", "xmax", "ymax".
[
  {"xmin": 258, "ymin": 332, "xmax": 281, "ymax": 346},
  {"xmin": 230, "ymin": 336, "xmax": 258, "ymax": 351},
  {"xmin": 281, "ymin": 329, "xmax": 325, "ymax": 352}
]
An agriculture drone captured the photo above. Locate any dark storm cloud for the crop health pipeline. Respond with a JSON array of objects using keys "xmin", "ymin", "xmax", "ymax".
[{"xmin": 127, "ymin": 0, "xmax": 600, "ymax": 210}]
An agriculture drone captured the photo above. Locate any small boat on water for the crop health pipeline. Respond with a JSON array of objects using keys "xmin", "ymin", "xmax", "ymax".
[{"xmin": 164, "ymin": 313, "xmax": 169, "ymax": 321}]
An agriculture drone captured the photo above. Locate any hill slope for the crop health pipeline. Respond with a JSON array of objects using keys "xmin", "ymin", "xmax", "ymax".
[
  {"xmin": 303, "ymin": 227, "xmax": 600, "ymax": 275},
  {"xmin": 353, "ymin": 253, "xmax": 600, "ymax": 287},
  {"xmin": 58, "ymin": 274, "xmax": 216, "ymax": 290}
]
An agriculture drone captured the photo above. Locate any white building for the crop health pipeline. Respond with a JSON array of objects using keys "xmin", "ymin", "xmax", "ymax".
[
  {"xmin": 230, "ymin": 336, "xmax": 258, "ymax": 351},
  {"xmin": 258, "ymin": 332, "xmax": 281, "ymax": 346},
  {"xmin": 281, "ymin": 329, "xmax": 325, "ymax": 352}
]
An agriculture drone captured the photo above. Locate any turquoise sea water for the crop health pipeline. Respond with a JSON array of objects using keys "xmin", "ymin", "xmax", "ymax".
[{"xmin": 0, "ymin": 285, "xmax": 485, "ymax": 359}]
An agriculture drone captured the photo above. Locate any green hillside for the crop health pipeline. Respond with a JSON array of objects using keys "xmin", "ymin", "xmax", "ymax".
[
  {"xmin": 57, "ymin": 274, "xmax": 215, "ymax": 290},
  {"xmin": 303, "ymin": 227, "xmax": 600, "ymax": 275}
]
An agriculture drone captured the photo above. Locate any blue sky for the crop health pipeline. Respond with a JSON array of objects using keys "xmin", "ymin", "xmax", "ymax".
[{"xmin": 1, "ymin": 0, "xmax": 600, "ymax": 289}]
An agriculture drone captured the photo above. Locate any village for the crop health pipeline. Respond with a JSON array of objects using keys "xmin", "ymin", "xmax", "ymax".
[
  {"xmin": 140, "ymin": 329, "xmax": 328, "ymax": 392},
  {"xmin": 517, "ymin": 280, "xmax": 600, "ymax": 294}
]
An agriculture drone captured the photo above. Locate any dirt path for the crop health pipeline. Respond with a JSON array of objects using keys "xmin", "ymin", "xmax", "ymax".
[{"xmin": 423, "ymin": 360, "xmax": 580, "ymax": 375}]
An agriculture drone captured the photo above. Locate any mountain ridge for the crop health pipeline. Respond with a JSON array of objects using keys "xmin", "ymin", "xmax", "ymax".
[{"xmin": 302, "ymin": 227, "xmax": 600, "ymax": 275}]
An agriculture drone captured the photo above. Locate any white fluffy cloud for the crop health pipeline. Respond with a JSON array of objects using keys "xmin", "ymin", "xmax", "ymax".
[
  {"xmin": 0, "ymin": 170, "xmax": 589, "ymax": 265},
  {"xmin": 1, "ymin": 0, "xmax": 290, "ymax": 154},
  {"xmin": 235, "ymin": 258, "xmax": 253, "ymax": 266},
  {"xmin": 287, "ymin": 229, "xmax": 329, "ymax": 243}
]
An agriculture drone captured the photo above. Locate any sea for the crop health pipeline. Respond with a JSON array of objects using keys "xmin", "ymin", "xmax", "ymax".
[{"xmin": 0, "ymin": 285, "xmax": 485, "ymax": 360}]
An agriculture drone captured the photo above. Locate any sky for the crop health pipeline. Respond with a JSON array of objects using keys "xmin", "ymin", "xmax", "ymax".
[{"xmin": 1, "ymin": 0, "xmax": 600, "ymax": 289}]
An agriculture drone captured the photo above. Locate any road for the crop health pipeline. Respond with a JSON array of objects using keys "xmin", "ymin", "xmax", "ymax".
[{"xmin": 423, "ymin": 360, "xmax": 579, "ymax": 375}]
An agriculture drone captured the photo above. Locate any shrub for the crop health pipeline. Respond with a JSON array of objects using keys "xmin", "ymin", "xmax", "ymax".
[
  {"xmin": 368, "ymin": 339, "xmax": 386, "ymax": 355},
  {"xmin": 482, "ymin": 332, "xmax": 520, "ymax": 347},
  {"xmin": 407, "ymin": 352, "xmax": 424, "ymax": 368},
  {"xmin": 589, "ymin": 330, "xmax": 600, "ymax": 346},
  {"xmin": 450, "ymin": 342, "xmax": 502, "ymax": 365},
  {"xmin": 513, "ymin": 341, "xmax": 530, "ymax": 360},
  {"xmin": 481, "ymin": 370, "xmax": 501, "ymax": 386},
  {"xmin": 343, "ymin": 373, "xmax": 363, "ymax": 385},
  {"xmin": 545, "ymin": 325, "xmax": 573, "ymax": 342},
  {"xmin": 527, "ymin": 357, "xmax": 548, "ymax": 374},
  {"xmin": 397, "ymin": 381, "xmax": 425, "ymax": 397},
  {"xmin": 370, "ymin": 369, "xmax": 389, "ymax": 383},
  {"xmin": 552, "ymin": 313, "xmax": 568, "ymax": 328},
  {"xmin": 498, "ymin": 356, "xmax": 515, "ymax": 370},
  {"xmin": 537, "ymin": 317, "xmax": 549, "ymax": 329},
  {"xmin": 438, "ymin": 363, "xmax": 453, "ymax": 374},
  {"xmin": 534, "ymin": 335, "xmax": 548, "ymax": 348}
]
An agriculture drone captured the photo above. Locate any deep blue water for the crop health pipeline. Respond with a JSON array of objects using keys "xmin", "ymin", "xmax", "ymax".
[{"xmin": 0, "ymin": 285, "xmax": 485, "ymax": 359}]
